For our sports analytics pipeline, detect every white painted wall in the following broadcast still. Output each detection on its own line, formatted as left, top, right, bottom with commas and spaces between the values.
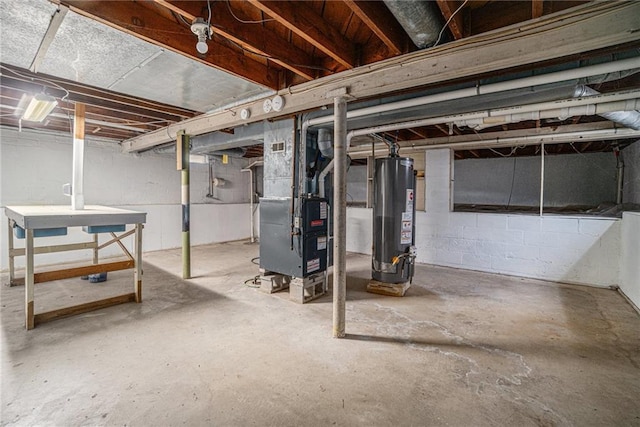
620, 212, 640, 310
0, 127, 255, 270
347, 148, 626, 288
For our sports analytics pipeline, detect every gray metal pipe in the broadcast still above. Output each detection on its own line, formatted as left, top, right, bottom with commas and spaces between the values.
383, 0, 442, 48
333, 96, 348, 339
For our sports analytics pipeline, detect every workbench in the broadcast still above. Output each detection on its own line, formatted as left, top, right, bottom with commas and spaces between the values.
5, 205, 146, 330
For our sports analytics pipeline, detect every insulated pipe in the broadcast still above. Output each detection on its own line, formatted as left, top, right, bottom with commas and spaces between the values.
333, 96, 348, 339
72, 103, 85, 210
574, 85, 640, 130
304, 57, 640, 129
318, 159, 334, 199
345, 90, 640, 140
347, 127, 640, 155
241, 160, 263, 243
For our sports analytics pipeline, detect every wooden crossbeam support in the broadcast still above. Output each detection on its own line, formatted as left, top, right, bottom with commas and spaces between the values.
34, 293, 136, 326
9, 241, 96, 257
153, 0, 316, 81
1, 63, 195, 122
248, 0, 356, 69
55, 0, 279, 89
436, 0, 466, 40
33, 260, 135, 284
342, 0, 411, 56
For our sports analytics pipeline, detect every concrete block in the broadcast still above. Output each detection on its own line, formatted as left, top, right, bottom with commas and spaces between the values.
477, 214, 508, 230
449, 238, 476, 254
449, 213, 477, 228
523, 231, 561, 248
463, 227, 523, 244
540, 217, 579, 233
435, 249, 463, 266
491, 256, 540, 276
578, 218, 618, 236
474, 240, 507, 257
461, 253, 492, 269
507, 215, 541, 232
416, 249, 437, 264
504, 244, 539, 260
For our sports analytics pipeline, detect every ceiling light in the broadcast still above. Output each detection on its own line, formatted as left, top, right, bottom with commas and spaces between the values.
191, 17, 210, 54
21, 94, 58, 122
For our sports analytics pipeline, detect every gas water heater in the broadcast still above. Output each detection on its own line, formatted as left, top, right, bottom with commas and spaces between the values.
369, 153, 417, 294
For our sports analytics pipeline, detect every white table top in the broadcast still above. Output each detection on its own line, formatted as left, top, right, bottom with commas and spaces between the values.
5, 205, 146, 229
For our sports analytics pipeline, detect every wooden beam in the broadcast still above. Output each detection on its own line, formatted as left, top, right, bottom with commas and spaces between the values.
342, 0, 411, 55
34, 293, 136, 326
436, 0, 466, 40
122, 2, 640, 152
532, 0, 544, 19
33, 260, 135, 284
1, 63, 195, 122
55, 0, 279, 89
153, 0, 316, 81
10, 241, 96, 257
247, 0, 356, 69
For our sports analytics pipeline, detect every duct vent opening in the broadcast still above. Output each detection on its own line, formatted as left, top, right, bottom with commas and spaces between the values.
271, 141, 285, 153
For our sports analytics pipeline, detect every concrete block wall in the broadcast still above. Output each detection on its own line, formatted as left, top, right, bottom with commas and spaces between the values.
0, 128, 255, 270
346, 147, 627, 288
622, 140, 640, 204
620, 212, 640, 309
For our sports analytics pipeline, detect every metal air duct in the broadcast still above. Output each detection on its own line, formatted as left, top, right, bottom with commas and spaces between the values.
574, 85, 640, 130
383, 0, 442, 48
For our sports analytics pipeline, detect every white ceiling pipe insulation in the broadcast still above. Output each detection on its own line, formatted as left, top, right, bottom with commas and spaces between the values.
574, 85, 640, 130
304, 57, 640, 130
345, 90, 640, 140
348, 127, 640, 157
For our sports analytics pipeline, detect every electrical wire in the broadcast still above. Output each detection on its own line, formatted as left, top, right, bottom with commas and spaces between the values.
251, 256, 260, 265
433, 0, 470, 47
0, 64, 70, 102
243, 275, 261, 288
226, 0, 275, 24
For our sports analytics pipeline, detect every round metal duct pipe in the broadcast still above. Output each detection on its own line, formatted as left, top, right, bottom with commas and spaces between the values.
383, 0, 442, 48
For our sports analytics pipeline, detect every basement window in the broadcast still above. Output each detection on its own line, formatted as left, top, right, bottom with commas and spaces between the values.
452, 141, 635, 217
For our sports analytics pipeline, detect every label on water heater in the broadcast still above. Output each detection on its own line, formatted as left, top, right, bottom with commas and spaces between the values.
402, 211, 412, 221
401, 231, 412, 245
406, 189, 414, 212
307, 258, 320, 273
402, 220, 412, 231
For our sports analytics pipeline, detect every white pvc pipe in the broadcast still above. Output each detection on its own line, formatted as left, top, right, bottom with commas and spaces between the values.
305, 57, 640, 128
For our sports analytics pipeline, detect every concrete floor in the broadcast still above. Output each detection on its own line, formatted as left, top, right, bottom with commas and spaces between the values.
1, 240, 639, 426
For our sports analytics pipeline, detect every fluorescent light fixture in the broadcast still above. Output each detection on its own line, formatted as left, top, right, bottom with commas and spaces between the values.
21, 94, 58, 122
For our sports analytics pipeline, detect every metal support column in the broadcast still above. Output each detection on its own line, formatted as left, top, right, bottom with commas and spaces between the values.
177, 130, 191, 279
333, 96, 348, 338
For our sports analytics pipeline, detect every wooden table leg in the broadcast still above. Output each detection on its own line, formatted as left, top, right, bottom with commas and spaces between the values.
25, 228, 35, 330
7, 217, 17, 286
134, 223, 143, 303
92, 233, 99, 265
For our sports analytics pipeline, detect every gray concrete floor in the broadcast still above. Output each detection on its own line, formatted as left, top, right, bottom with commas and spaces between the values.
1, 240, 639, 426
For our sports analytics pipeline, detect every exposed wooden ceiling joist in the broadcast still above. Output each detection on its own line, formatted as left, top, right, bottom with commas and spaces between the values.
532, 0, 544, 19
435, 0, 466, 40
122, 1, 640, 153
247, 0, 357, 69
151, 0, 317, 81
342, 0, 412, 56
54, 0, 280, 89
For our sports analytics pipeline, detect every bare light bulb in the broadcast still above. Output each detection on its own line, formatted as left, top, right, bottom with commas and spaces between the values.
196, 40, 208, 54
